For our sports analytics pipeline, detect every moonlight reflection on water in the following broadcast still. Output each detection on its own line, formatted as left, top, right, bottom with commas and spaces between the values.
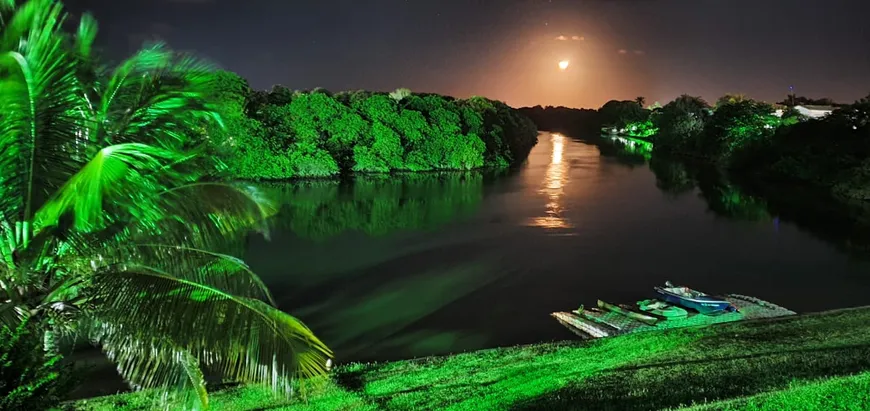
530, 133, 573, 230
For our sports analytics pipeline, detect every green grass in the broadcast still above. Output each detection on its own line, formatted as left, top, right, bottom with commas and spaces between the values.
680, 372, 870, 410
72, 307, 870, 410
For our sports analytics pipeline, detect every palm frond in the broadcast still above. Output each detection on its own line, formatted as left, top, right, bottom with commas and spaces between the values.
0, 0, 16, 30
0, 303, 28, 329
0, 0, 87, 233
97, 334, 209, 410
33, 143, 192, 232
88, 265, 331, 401
74, 12, 96, 59
150, 183, 278, 250
130, 244, 275, 305
95, 44, 220, 150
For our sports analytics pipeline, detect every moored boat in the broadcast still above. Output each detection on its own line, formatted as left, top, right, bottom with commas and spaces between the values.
654, 282, 736, 315
574, 306, 623, 331
598, 300, 659, 325
636, 299, 688, 319
551, 312, 611, 338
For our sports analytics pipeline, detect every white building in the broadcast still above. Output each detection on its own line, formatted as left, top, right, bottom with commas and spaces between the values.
794, 105, 835, 119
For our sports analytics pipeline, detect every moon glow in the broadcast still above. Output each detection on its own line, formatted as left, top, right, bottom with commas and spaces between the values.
558, 60, 570, 70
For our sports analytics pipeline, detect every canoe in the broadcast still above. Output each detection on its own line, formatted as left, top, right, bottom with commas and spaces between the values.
620, 303, 668, 321
636, 299, 688, 319
597, 300, 659, 325
574, 307, 623, 331
654, 282, 736, 315
551, 312, 610, 338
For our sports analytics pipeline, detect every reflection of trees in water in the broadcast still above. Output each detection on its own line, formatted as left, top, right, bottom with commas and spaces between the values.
246, 173, 501, 361
256, 172, 487, 240
597, 138, 771, 221
648, 157, 771, 221
648, 153, 870, 257
648, 156, 695, 197
592, 135, 651, 168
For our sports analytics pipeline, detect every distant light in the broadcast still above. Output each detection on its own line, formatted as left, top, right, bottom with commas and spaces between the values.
558, 60, 570, 70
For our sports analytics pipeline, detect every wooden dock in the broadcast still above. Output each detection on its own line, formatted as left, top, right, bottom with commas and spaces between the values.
552, 293, 796, 339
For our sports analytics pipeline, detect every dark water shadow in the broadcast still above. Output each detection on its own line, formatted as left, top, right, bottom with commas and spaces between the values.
588, 134, 870, 259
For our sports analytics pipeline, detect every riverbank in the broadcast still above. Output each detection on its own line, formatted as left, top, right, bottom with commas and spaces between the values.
73, 306, 870, 410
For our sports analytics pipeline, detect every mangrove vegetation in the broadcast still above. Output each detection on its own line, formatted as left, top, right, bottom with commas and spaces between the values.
208, 73, 539, 179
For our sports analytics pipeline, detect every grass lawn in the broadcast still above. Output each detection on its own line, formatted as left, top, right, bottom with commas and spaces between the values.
72, 306, 870, 410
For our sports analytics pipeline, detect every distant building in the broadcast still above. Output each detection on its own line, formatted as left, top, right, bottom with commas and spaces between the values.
794, 105, 835, 119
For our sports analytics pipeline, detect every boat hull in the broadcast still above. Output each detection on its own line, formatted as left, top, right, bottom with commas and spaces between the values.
655, 288, 733, 315
598, 300, 659, 325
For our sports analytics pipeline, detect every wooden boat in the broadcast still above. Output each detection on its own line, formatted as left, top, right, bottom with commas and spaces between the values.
551, 312, 611, 338
597, 300, 659, 325
636, 299, 688, 319
574, 306, 623, 331
654, 282, 736, 315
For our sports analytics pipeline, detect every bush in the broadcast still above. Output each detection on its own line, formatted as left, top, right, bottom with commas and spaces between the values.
0, 322, 73, 411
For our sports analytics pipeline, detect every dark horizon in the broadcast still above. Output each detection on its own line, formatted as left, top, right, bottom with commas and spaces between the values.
65, 0, 870, 109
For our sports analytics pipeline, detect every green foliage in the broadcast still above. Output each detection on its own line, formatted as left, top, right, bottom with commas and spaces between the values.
0, 1, 331, 409
0, 321, 73, 410
727, 94, 870, 200
599, 100, 649, 130
287, 141, 340, 177
211, 83, 537, 179
701, 98, 779, 159
653, 95, 711, 152
622, 119, 658, 138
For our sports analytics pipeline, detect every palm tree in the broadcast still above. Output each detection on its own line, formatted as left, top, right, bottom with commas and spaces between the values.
0, 0, 330, 408
634, 96, 646, 108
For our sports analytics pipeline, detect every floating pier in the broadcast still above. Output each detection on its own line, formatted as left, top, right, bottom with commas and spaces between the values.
552, 293, 796, 339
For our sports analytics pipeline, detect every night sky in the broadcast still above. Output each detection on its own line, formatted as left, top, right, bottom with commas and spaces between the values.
65, 0, 870, 109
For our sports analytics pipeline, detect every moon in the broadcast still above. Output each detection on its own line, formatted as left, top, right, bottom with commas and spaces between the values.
558, 60, 570, 70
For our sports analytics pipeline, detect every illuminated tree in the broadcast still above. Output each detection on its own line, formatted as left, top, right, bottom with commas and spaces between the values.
653, 95, 711, 152
599, 100, 648, 130
0, 1, 330, 408
703, 98, 779, 160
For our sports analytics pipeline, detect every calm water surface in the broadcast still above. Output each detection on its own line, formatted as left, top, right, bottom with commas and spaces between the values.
245, 132, 870, 362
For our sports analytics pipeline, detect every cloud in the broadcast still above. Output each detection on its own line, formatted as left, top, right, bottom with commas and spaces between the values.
633, 50, 645, 55
556, 35, 584, 41
572, 35, 584, 41
555, 35, 567, 41
617, 49, 627, 54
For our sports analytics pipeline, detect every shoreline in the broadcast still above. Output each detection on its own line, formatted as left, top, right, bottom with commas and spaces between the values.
72, 304, 870, 410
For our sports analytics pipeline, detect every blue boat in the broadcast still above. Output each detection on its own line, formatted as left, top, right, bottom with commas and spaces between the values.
654, 282, 736, 315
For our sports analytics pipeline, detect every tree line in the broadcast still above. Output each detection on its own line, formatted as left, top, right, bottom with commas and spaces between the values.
207, 72, 539, 179
521, 93, 870, 201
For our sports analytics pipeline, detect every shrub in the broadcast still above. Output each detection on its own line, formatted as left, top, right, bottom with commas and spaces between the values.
0, 322, 73, 411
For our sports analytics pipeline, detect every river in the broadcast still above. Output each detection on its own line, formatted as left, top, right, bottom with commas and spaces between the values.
245, 132, 870, 363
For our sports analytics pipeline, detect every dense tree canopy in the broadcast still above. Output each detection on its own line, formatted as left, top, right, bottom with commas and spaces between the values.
653, 95, 711, 153
209, 80, 538, 179
598, 100, 649, 131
